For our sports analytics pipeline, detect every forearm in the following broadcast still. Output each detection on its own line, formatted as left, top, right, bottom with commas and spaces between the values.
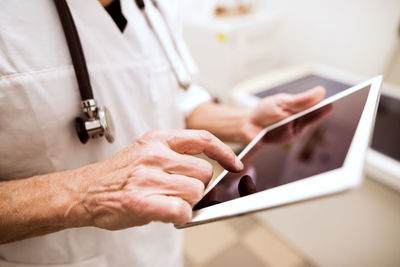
0, 169, 90, 244
0, 128, 244, 244
185, 102, 254, 144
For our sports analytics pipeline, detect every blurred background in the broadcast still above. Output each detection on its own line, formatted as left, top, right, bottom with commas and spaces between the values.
180, 1, 400, 267
181, 0, 400, 98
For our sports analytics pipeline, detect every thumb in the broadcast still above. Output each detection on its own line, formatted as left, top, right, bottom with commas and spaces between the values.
283, 86, 326, 113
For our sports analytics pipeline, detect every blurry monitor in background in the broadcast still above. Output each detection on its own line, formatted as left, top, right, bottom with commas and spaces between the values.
371, 95, 400, 162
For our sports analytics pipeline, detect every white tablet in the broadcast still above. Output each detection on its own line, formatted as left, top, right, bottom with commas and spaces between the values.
179, 76, 382, 228
366, 87, 400, 192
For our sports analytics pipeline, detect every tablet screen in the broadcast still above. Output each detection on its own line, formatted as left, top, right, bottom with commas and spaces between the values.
371, 95, 400, 161
194, 86, 371, 210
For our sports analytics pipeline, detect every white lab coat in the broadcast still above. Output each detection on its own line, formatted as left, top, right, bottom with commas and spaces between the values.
0, 0, 210, 266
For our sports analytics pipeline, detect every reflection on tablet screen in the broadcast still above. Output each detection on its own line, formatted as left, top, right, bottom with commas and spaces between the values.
194, 86, 371, 210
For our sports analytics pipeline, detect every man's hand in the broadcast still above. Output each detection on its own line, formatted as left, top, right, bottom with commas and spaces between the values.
65, 129, 243, 229
241, 86, 326, 142
186, 86, 326, 144
0, 129, 243, 244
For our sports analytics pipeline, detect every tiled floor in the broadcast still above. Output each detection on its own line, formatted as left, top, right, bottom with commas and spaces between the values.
184, 155, 315, 267
183, 215, 315, 267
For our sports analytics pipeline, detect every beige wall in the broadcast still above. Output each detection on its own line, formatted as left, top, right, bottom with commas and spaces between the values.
386, 40, 400, 86
183, 0, 400, 84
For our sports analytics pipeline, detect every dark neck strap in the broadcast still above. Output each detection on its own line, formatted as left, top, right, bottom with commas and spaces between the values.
54, 0, 94, 101
105, 0, 127, 32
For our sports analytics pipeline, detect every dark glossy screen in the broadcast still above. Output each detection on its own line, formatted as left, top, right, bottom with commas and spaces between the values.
371, 95, 400, 161
195, 86, 371, 210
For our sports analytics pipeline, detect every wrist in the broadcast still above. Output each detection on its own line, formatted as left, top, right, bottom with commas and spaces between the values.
222, 107, 254, 144
240, 122, 260, 144
56, 166, 94, 228
240, 111, 263, 144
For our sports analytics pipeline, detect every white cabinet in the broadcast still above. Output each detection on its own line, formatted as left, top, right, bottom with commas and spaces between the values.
183, 12, 282, 102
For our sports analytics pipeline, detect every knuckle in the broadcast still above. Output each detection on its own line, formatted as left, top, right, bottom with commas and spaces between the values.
141, 146, 168, 165
198, 130, 213, 142
122, 192, 145, 212
166, 134, 180, 147
145, 149, 162, 162
133, 167, 163, 187
143, 129, 167, 140
220, 148, 234, 162
131, 166, 148, 182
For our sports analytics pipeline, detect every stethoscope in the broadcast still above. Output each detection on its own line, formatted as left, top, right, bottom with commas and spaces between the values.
53, 0, 191, 144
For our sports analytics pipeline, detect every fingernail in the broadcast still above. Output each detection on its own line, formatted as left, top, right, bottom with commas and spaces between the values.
235, 157, 244, 170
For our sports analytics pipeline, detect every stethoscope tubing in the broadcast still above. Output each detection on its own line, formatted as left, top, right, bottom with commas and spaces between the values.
53, 0, 191, 144
53, 0, 94, 101
139, 0, 192, 90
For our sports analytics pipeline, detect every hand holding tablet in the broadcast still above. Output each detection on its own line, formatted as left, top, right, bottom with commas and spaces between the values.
242, 86, 326, 143
179, 76, 382, 228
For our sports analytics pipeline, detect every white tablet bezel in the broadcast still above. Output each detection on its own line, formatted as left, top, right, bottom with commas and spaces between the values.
180, 75, 382, 228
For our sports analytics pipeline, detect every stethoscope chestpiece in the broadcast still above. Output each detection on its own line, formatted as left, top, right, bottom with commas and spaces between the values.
75, 99, 115, 144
